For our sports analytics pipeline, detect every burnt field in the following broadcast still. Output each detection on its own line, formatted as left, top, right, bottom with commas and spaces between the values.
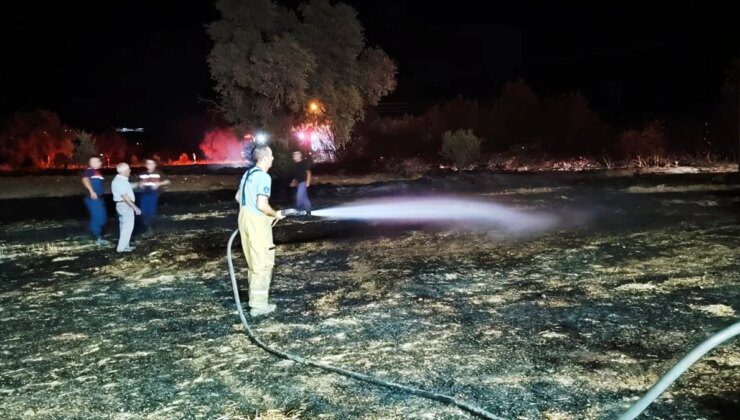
0, 172, 738, 419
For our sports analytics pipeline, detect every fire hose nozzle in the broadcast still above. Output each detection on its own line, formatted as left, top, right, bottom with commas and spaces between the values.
281, 208, 310, 217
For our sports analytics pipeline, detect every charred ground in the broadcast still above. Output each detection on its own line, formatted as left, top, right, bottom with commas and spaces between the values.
0, 172, 738, 419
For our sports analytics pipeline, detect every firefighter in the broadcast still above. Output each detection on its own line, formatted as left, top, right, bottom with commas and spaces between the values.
235, 145, 285, 317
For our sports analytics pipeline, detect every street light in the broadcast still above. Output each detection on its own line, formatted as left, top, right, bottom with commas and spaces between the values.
308, 100, 321, 114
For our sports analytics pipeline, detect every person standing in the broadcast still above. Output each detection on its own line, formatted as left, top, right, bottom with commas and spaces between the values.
289, 150, 312, 211
235, 145, 285, 317
137, 159, 170, 235
111, 163, 141, 253
81, 156, 109, 245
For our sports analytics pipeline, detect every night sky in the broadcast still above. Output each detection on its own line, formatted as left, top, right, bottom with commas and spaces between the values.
1, 0, 737, 151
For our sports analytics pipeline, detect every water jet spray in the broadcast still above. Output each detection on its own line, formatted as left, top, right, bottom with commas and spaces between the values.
303, 196, 558, 234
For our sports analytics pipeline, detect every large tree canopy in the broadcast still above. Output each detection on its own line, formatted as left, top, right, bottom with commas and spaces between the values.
0, 110, 75, 169
207, 0, 396, 146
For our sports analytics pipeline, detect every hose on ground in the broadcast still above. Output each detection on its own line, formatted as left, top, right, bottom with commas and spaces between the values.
226, 229, 503, 419
227, 228, 739, 419
619, 320, 740, 419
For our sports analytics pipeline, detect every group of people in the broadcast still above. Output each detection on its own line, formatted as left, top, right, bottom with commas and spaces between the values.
80, 149, 312, 278
81, 156, 169, 252
81, 145, 309, 317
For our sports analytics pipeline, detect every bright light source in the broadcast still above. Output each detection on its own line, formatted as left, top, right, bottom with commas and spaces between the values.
309, 132, 319, 142
308, 100, 321, 114
295, 131, 307, 140
255, 132, 268, 144
116, 127, 145, 133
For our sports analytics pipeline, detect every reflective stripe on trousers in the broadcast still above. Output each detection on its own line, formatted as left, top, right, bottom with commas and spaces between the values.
238, 208, 275, 309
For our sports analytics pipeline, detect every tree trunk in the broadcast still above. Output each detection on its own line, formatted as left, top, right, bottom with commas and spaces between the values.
736, 60, 740, 172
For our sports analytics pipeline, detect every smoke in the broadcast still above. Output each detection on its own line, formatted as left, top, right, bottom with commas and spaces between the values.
311, 196, 558, 235
199, 128, 243, 161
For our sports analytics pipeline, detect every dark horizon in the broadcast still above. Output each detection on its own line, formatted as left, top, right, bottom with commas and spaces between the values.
1, 0, 738, 151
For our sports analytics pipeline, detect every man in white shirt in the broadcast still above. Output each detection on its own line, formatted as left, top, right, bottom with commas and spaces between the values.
111, 162, 141, 252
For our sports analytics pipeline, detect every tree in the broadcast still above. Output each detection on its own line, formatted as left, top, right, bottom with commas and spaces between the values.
355, 114, 426, 159
95, 131, 129, 165
0, 110, 74, 169
541, 92, 604, 154
736, 59, 740, 168
72, 130, 99, 165
422, 96, 480, 154
486, 79, 541, 151
207, 0, 396, 147
440, 129, 481, 169
617, 120, 667, 166
718, 59, 740, 166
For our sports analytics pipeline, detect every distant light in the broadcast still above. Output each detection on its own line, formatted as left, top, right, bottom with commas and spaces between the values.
116, 127, 145, 133
255, 132, 268, 144
295, 131, 307, 140
308, 100, 321, 114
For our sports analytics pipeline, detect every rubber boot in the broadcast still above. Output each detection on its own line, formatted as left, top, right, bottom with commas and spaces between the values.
250, 304, 277, 317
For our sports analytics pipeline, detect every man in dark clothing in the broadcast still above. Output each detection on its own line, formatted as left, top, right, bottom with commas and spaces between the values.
137, 158, 170, 234
81, 156, 109, 245
290, 151, 312, 211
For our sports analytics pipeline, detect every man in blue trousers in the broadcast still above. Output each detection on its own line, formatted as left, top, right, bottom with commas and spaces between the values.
290, 151, 312, 211
137, 158, 170, 235
81, 156, 109, 246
